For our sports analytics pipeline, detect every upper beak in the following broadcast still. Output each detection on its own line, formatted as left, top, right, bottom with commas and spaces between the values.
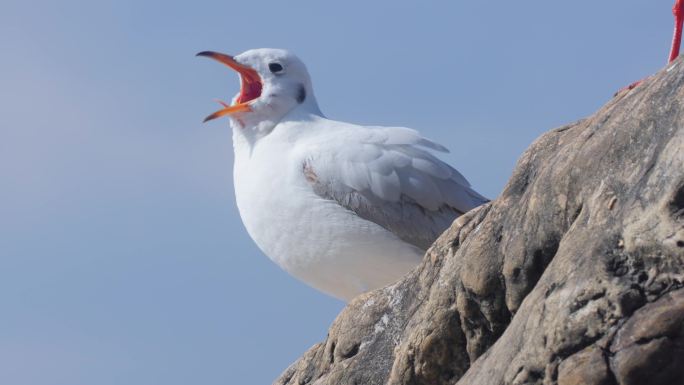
196, 51, 262, 122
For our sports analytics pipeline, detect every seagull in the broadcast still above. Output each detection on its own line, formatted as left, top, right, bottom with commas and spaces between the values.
197, 49, 488, 301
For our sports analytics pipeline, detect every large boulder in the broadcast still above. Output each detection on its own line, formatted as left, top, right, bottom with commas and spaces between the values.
275, 59, 684, 385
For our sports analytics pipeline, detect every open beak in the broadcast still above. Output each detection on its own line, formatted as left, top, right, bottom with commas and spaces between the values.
197, 51, 263, 122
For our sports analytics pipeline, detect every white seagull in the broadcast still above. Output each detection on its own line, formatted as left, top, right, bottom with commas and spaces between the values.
198, 48, 487, 301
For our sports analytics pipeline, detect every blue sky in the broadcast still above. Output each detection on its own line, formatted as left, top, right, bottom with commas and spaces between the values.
0, 1, 676, 384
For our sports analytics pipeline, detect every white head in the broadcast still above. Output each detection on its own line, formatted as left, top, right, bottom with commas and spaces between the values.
197, 48, 322, 139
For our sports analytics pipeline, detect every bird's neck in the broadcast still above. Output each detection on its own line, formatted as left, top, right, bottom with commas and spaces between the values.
296, 92, 323, 117
231, 97, 323, 150
282, 99, 323, 124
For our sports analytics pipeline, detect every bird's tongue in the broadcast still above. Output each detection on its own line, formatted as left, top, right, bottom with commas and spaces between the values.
237, 74, 262, 104
197, 50, 263, 122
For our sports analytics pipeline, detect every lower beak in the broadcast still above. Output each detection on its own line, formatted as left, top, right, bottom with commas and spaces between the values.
201, 102, 251, 122
197, 51, 262, 122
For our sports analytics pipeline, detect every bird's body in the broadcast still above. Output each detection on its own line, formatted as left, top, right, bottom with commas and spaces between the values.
199, 48, 487, 301
233, 115, 425, 299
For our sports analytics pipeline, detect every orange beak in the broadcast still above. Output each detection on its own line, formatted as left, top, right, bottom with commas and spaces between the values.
197, 51, 263, 122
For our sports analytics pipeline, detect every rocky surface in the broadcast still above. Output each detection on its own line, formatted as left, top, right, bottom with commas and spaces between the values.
274, 59, 684, 385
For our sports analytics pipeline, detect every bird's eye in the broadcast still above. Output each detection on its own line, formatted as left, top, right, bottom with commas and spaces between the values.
268, 62, 284, 73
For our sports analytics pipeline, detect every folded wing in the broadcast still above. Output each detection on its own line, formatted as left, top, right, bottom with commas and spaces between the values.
303, 125, 488, 250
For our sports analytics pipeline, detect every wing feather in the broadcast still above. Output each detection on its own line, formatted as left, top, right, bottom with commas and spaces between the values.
303, 124, 488, 250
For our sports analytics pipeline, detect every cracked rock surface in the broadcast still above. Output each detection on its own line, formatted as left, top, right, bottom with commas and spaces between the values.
274, 59, 684, 385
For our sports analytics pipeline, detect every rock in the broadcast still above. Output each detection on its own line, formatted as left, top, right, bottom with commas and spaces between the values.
274, 59, 684, 385
557, 346, 611, 385
609, 290, 684, 385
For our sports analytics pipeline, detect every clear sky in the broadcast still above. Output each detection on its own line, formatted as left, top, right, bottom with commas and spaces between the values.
0, 1, 677, 384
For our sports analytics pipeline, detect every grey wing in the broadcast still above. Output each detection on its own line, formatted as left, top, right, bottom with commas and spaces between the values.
304, 126, 488, 250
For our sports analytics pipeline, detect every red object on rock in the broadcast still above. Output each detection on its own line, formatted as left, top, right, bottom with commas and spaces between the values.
616, 1, 684, 96
669, 0, 684, 63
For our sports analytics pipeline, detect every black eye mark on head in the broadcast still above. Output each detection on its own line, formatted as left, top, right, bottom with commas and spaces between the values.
296, 84, 306, 104
268, 62, 283, 73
